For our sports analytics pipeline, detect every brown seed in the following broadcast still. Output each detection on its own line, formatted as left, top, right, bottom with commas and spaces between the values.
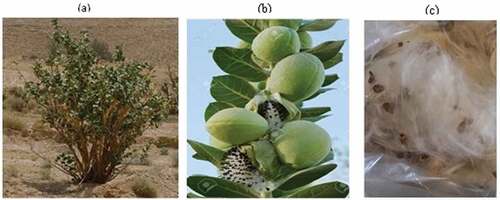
368, 71, 375, 84
398, 42, 404, 47
372, 84, 385, 93
382, 102, 395, 114
457, 118, 473, 133
419, 153, 429, 161
399, 133, 407, 145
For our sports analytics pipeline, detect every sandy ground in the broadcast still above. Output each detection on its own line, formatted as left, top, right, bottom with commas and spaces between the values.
3, 18, 178, 197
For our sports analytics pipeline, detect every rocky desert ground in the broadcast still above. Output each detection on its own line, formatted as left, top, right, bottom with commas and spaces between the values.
3, 18, 178, 197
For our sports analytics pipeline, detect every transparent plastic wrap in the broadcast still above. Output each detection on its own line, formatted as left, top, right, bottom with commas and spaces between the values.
365, 21, 496, 197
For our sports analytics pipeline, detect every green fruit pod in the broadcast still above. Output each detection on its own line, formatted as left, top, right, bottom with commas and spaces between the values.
298, 31, 313, 49
273, 120, 331, 169
267, 53, 325, 102
209, 136, 232, 149
236, 40, 251, 49
251, 26, 300, 64
268, 19, 303, 30
206, 108, 269, 145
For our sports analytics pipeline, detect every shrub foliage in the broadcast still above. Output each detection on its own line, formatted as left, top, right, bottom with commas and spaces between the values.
25, 19, 168, 183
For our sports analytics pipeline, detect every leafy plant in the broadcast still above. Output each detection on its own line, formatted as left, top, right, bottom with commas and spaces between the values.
49, 37, 112, 62
188, 19, 348, 198
131, 177, 158, 198
90, 38, 113, 61
25, 19, 168, 184
3, 113, 26, 132
4, 86, 35, 112
122, 142, 153, 166
162, 66, 178, 114
155, 136, 178, 149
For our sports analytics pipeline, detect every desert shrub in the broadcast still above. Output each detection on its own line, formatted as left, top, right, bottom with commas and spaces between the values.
131, 177, 158, 198
154, 136, 178, 149
6, 97, 27, 112
31, 120, 59, 141
8, 86, 25, 98
49, 36, 112, 62
6, 97, 35, 112
90, 39, 113, 61
122, 142, 152, 166
3, 115, 26, 132
4, 87, 35, 112
161, 67, 178, 114
25, 20, 168, 184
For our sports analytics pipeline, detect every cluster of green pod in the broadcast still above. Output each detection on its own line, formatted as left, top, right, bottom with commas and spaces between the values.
206, 19, 338, 170
188, 19, 347, 197
207, 105, 331, 170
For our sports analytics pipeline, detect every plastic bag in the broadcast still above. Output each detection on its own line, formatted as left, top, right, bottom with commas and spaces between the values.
365, 21, 496, 197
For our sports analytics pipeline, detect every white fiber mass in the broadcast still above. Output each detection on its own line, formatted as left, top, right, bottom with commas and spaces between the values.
365, 21, 496, 197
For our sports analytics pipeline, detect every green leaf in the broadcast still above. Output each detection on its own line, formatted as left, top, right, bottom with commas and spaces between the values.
271, 189, 289, 198
210, 75, 257, 107
324, 52, 343, 70
306, 41, 345, 63
322, 74, 339, 87
286, 181, 349, 198
251, 140, 281, 180
273, 164, 297, 182
304, 88, 334, 101
225, 20, 268, 43
302, 114, 330, 122
192, 153, 207, 161
295, 101, 303, 108
299, 19, 337, 32
212, 47, 268, 82
187, 175, 260, 198
187, 192, 204, 198
187, 140, 225, 167
300, 107, 331, 118
276, 163, 337, 191
204, 101, 234, 122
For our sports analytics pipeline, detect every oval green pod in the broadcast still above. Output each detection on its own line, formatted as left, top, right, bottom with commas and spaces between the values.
237, 40, 251, 49
298, 31, 313, 49
209, 136, 232, 149
268, 19, 302, 30
206, 108, 269, 145
251, 26, 300, 64
267, 53, 325, 102
273, 120, 331, 169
